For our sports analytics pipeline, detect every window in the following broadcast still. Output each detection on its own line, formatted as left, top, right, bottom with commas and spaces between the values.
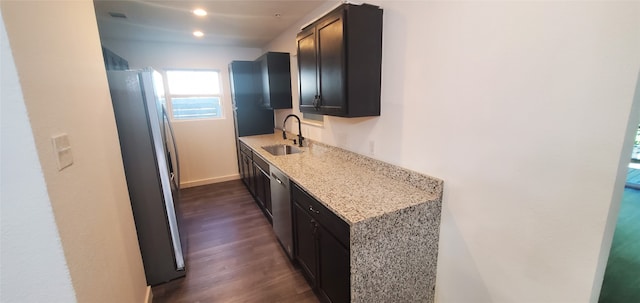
165, 70, 222, 120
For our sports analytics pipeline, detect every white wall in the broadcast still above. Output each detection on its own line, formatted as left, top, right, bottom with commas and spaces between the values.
265, 1, 640, 302
0, 10, 77, 303
1, 1, 148, 302
101, 39, 262, 188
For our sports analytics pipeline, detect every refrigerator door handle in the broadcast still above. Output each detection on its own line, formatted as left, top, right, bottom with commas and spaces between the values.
163, 106, 180, 189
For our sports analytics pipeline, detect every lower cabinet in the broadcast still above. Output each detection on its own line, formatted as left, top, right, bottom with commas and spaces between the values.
294, 203, 318, 283
318, 230, 350, 302
238, 141, 350, 302
253, 153, 272, 221
238, 141, 272, 222
239, 142, 254, 191
292, 183, 350, 303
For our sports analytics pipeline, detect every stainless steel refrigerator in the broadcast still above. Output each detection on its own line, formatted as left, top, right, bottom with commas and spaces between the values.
106, 69, 186, 285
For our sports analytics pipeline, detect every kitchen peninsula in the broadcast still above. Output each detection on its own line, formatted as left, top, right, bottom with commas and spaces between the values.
239, 133, 443, 302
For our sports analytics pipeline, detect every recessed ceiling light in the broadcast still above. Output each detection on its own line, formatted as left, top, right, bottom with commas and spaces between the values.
193, 8, 207, 16
193, 31, 204, 38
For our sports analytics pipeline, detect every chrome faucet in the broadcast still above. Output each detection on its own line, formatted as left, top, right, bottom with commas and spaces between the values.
283, 114, 304, 147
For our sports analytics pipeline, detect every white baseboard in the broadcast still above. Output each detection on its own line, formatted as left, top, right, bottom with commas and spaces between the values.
180, 174, 240, 188
144, 286, 153, 303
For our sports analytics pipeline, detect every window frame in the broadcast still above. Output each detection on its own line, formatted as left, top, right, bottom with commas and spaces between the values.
161, 68, 225, 121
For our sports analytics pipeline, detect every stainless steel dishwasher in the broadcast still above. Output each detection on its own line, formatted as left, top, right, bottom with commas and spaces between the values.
270, 165, 293, 259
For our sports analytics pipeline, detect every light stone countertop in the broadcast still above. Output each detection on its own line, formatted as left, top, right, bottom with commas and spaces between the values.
239, 133, 443, 225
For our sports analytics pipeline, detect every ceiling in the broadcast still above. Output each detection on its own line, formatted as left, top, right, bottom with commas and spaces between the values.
93, 0, 329, 48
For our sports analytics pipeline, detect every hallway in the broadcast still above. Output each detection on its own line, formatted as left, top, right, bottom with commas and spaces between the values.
152, 180, 319, 303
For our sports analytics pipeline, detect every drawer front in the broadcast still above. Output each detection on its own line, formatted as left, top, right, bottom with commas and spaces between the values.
253, 153, 269, 174
239, 141, 253, 159
292, 183, 349, 248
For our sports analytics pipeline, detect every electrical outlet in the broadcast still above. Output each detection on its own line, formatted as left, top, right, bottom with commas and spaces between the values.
369, 140, 375, 155
52, 134, 73, 170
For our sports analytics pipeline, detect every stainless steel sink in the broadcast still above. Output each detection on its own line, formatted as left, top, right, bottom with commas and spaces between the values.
262, 144, 303, 156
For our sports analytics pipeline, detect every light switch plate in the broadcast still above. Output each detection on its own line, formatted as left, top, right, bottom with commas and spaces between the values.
52, 134, 73, 170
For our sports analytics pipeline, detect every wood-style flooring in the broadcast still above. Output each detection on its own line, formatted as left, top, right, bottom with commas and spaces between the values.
152, 180, 319, 303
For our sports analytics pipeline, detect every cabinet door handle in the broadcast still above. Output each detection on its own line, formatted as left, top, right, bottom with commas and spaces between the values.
310, 219, 318, 236
312, 95, 321, 110
309, 205, 320, 214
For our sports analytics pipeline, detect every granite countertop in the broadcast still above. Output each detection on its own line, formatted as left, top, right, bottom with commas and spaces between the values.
239, 133, 443, 225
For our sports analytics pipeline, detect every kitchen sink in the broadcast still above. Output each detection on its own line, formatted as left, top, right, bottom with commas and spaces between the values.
262, 144, 303, 156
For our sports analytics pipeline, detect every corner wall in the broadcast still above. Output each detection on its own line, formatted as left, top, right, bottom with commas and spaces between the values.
1, 1, 148, 302
265, 1, 640, 302
101, 39, 262, 187
0, 9, 76, 303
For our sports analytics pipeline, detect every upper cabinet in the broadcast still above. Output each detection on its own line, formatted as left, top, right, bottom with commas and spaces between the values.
102, 47, 129, 71
297, 3, 383, 117
255, 52, 293, 109
229, 52, 293, 137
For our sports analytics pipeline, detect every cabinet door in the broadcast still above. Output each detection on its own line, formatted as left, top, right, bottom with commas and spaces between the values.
317, 13, 345, 115
253, 162, 266, 208
293, 203, 318, 285
255, 52, 293, 109
240, 152, 251, 189
318, 227, 350, 303
253, 163, 272, 220
297, 28, 318, 112
243, 154, 255, 196
263, 173, 272, 216
238, 149, 246, 183
102, 47, 129, 71
247, 155, 254, 194
258, 57, 271, 108
229, 61, 275, 137
296, 3, 382, 118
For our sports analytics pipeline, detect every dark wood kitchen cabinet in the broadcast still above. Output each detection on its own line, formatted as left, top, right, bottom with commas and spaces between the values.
238, 141, 272, 223
255, 52, 292, 109
294, 202, 318, 284
238, 141, 254, 192
230, 61, 275, 137
102, 47, 129, 71
253, 153, 272, 221
292, 183, 350, 303
297, 3, 383, 117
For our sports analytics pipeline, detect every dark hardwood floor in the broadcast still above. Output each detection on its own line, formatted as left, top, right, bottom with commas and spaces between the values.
152, 180, 319, 303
